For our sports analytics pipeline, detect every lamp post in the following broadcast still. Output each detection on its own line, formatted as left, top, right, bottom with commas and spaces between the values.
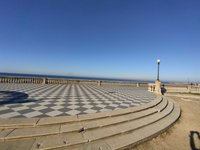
155, 59, 161, 94
157, 59, 160, 81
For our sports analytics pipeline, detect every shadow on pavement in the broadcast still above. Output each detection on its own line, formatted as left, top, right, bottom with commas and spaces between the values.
189, 130, 200, 150
0, 91, 36, 105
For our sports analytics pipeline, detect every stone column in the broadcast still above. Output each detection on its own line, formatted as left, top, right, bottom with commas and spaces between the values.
187, 85, 191, 93
155, 80, 161, 94
97, 81, 102, 86
42, 78, 46, 84
137, 82, 140, 87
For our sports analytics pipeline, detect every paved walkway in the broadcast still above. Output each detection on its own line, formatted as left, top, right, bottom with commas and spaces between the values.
0, 84, 155, 118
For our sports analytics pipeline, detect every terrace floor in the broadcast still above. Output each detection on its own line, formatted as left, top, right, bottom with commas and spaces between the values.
0, 84, 155, 118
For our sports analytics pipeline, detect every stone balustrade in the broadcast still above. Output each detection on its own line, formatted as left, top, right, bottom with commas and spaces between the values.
148, 83, 156, 92
0, 76, 148, 87
46, 78, 68, 84
3, 76, 199, 94
189, 86, 200, 93
2, 76, 199, 94
148, 82, 200, 94
0, 77, 43, 84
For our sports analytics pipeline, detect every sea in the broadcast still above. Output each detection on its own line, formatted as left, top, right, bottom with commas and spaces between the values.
0, 72, 156, 83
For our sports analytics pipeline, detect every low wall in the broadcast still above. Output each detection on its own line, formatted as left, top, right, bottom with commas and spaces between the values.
1, 76, 199, 93
99, 81, 148, 87
0, 76, 148, 87
0, 76, 43, 84
165, 85, 200, 94
148, 83, 200, 94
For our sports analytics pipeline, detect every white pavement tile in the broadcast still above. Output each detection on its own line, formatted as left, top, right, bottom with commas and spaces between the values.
81, 101, 90, 104
94, 101, 103, 104
66, 110, 80, 115
83, 109, 97, 114
82, 104, 93, 109
120, 103, 129, 107
96, 104, 106, 108
0, 112, 21, 118
99, 108, 112, 112
22, 102, 36, 106
68, 101, 79, 105
108, 104, 118, 107
46, 110, 63, 117
51, 105, 64, 110
68, 105, 80, 109
54, 101, 65, 105
12, 106, 29, 111
23, 111, 43, 118
39, 101, 51, 105
0, 106, 9, 111
32, 106, 48, 111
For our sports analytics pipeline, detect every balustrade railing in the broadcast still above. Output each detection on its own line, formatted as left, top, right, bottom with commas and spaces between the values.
0, 77, 43, 84
0, 76, 149, 87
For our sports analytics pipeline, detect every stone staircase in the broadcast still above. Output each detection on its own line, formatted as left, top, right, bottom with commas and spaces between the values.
0, 95, 181, 150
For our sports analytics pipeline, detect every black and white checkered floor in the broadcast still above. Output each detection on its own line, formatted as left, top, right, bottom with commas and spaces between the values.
0, 84, 156, 118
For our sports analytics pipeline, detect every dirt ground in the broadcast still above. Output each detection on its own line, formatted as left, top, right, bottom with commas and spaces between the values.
132, 93, 200, 150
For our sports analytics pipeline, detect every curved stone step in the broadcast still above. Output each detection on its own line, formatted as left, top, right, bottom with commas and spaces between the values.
38, 99, 180, 150
105, 100, 181, 150
80, 97, 168, 130
1, 98, 171, 149
0, 97, 181, 150
81, 100, 173, 142
27, 99, 175, 150
0, 97, 166, 141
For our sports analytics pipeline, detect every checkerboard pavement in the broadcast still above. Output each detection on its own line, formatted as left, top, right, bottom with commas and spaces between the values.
0, 83, 156, 118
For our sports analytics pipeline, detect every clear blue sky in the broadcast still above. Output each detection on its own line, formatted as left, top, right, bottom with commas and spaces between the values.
0, 0, 200, 82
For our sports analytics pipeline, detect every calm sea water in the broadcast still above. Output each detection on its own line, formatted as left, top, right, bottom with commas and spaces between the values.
0, 72, 155, 83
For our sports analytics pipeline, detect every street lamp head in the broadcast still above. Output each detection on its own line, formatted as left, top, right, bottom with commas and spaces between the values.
157, 59, 160, 64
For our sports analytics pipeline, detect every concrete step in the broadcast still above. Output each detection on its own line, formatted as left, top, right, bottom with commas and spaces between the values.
82, 100, 173, 142
0, 97, 166, 141
80, 97, 167, 130
0, 97, 181, 150
105, 100, 181, 150
51, 99, 180, 150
